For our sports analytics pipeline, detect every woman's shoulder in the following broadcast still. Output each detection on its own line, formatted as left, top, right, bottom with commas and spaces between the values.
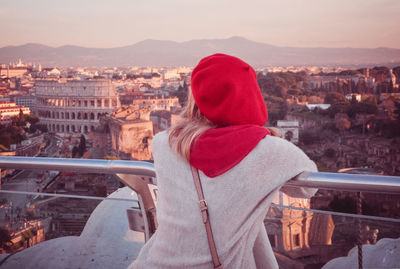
257, 135, 304, 155
251, 135, 316, 170
151, 131, 171, 159
152, 131, 169, 147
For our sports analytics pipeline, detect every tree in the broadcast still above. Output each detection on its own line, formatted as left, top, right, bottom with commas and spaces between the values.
299, 131, 321, 145
348, 102, 378, 118
0, 133, 12, 148
0, 226, 11, 250
78, 134, 86, 156
19, 109, 24, 123
308, 95, 324, 104
257, 71, 308, 99
36, 124, 48, 133
72, 146, 79, 158
392, 66, 400, 82
392, 100, 400, 137
394, 100, 400, 122
287, 88, 302, 96
324, 92, 347, 105
327, 102, 351, 118
335, 113, 351, 133
25, 114, 39, 125
363, 96, 378, 106
174, 81, 188, 106
324, 148, 336, 158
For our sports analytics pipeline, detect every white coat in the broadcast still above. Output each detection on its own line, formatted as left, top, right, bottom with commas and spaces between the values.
130, 131, 317, 268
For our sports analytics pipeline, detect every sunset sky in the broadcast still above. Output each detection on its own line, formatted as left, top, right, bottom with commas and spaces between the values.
0, 0, 399, 49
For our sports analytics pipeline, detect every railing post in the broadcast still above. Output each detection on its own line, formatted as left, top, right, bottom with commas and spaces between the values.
357, 191, 363, 269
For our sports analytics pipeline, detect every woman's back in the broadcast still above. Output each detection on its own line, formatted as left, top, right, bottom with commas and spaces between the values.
130, 131, 317, 268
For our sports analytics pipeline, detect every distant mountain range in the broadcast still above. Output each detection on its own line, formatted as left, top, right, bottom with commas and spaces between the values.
1, 36, 400, 68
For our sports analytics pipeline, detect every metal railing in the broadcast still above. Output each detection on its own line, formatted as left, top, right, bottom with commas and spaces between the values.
1, 156, 399, 269
1, 156, 400, 194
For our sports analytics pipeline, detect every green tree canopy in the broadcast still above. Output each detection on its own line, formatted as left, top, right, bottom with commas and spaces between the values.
324, 92, 347, 105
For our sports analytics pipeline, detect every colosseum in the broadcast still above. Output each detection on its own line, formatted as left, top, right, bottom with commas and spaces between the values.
35, 79, 120, 135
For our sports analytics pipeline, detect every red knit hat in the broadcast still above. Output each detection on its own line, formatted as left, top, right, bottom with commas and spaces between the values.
191, 53, 267, 126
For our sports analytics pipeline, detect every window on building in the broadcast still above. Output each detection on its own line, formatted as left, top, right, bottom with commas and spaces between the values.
293, 234, 300, 247
268, 234, 276, 248
84, 100, 88, 107
91, 100, 95, 107
90, 113, 94, 120
97, 99, 102, 107
104, 99, 109, 107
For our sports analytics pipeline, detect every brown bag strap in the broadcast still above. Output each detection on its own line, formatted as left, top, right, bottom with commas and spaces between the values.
191, 166, 223, 269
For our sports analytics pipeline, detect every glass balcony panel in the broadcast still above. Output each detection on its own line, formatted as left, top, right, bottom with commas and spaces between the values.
0, 170, 139, 255
266, 189, 400, 268
1, 157, 399, 268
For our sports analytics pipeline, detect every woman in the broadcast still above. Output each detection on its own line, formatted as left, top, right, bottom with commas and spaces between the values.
130, 54, 317, 268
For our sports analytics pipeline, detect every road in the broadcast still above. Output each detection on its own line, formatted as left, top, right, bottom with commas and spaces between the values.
0, 169, 41, 230
0, 134, 61, 229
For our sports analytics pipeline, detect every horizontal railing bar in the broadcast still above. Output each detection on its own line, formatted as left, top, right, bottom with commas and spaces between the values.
0, 156, 156, 177
0, 189, 139, 203
287, 171, 400, 194
269, 203, 400, 223
1, 157, 400, 194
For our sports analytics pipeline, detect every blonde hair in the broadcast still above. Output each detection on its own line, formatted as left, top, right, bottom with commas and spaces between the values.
168, 90, 215, 161
168, 90, 278, 162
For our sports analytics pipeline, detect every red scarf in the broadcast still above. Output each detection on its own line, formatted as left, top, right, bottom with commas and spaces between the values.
190, 125, 270, 178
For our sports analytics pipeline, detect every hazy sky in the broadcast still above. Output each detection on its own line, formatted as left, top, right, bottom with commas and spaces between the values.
1, 0, 399, 49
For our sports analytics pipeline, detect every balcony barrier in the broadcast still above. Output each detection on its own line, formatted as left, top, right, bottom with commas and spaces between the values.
1, 156, 400, 268
1, 156, 400, 194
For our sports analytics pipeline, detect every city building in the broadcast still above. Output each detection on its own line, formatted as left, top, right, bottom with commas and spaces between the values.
92, 106, 153, 160
0, 101, 30, 125
277, 120, 299, 143
35, 79, 120, 135
150, 110, 180, 133
13, 95, 36, 110
132, 96, 180, 111
0, 65, 28, 78
306, 104, 331, 110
